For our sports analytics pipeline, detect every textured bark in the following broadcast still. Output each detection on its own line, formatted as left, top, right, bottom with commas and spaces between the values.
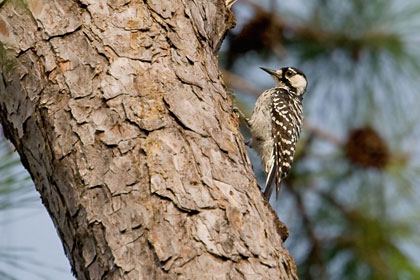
0, 0, 297, 279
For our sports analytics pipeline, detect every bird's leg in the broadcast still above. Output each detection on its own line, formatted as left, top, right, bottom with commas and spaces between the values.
233, 106, 252, 146
233, 106, 252, 147
233, 106, 251, 128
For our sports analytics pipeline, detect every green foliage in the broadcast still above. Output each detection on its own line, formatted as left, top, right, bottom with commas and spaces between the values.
223, 0, 420, 278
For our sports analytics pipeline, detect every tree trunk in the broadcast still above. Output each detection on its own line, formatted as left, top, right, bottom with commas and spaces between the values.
0, 0, 297, 279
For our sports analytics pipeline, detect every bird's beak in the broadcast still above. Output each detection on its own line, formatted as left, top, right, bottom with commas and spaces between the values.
260, 67, 279, 78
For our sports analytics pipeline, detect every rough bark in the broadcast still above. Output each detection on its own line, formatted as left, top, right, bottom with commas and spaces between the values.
0, 0, 297, 279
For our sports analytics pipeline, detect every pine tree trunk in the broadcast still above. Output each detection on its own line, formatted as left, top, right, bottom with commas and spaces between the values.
0, 0, 297, 279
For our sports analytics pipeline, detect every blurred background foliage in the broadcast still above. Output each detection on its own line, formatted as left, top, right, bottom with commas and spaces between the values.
222, 0, 420, 279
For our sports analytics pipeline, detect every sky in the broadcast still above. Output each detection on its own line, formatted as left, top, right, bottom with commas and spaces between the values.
0, 194, 74, 280
0, 143, 74, 280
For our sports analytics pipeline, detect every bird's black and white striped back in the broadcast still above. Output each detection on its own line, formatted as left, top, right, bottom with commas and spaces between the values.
263, 87, 303, 200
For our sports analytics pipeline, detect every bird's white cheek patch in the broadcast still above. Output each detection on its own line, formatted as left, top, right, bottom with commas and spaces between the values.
290, 76, 307, 93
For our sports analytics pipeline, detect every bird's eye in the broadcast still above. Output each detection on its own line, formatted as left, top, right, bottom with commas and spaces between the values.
286, 70, 294, 76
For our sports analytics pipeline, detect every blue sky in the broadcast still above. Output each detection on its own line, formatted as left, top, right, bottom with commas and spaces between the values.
0, 191, 74, 280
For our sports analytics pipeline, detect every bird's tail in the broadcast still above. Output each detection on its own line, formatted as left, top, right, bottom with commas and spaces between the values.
264, 159, 277, 201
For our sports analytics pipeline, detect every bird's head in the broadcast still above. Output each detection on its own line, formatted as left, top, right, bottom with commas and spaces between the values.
260, 66, 308, 96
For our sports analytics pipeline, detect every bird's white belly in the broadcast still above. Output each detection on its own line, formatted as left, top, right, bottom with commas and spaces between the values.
248, 91, 274, 173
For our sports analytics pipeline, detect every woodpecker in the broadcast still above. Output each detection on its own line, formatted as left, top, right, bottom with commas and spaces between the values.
248, 67, 308, 201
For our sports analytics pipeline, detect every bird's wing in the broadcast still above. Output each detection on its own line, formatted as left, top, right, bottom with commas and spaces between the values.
273, 120, 284, 199
264, 88, 290, 200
